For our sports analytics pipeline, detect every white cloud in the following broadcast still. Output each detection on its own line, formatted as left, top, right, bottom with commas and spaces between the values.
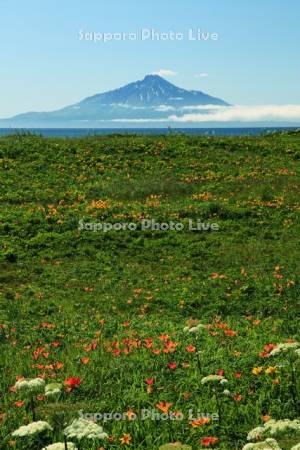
152, 69, 177, 77
155, 105, 175, 112
194, 73, 209, 78
182, 104, 224, 111
168, 105, 300, 122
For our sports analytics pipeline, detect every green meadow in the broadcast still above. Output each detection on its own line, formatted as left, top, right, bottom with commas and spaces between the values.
1, 131, 300, 449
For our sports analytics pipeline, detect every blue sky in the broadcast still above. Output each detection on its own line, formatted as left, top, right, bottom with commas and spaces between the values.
1, 0, 300, 118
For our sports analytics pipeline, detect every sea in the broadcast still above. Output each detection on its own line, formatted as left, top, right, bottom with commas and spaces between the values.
0, 127, 298, 138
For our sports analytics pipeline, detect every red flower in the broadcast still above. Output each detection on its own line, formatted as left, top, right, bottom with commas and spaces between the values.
81, 357, 90, 365
64, 377, 81, 389
167, 362, 177, 370
186, 345, 196, 353
15, 401, 24, 407
217, 369, 225, 376
201, 436, 219, 447
146, 378, 155, 385
224, 329, 237, 337
234, 372, 242, 378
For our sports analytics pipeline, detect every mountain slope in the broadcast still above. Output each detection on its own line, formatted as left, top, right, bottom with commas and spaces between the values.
0, 75, 230, 127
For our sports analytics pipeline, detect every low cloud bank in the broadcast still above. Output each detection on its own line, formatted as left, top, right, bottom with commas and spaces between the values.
169, 104, 300, 122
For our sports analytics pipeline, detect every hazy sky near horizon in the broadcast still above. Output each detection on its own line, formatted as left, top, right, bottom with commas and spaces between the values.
1, 0, 300, 118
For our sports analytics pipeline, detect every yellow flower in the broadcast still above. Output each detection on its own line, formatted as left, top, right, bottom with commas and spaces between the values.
265, 366, 277, 375
252, 366, 264, 375
120, 433, 132, 445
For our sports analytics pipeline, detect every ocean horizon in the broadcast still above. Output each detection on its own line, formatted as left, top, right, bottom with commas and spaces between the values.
0, 126, 299, 138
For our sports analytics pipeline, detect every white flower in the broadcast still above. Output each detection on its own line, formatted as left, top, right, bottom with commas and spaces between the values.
242, 438, 281, 449
263, 418, 300, 435
42, 444, 78, 450
247, 426, 265, 440
201, 375, 227, 385
64, 418, 108, 440
12, 421, 52, 437
15, 378, 45, 394
291, 444, 300, 450
223, 389, 231, 396
270, 342, 299, 356
184, 323, 206, 334
45, 383, 62, 398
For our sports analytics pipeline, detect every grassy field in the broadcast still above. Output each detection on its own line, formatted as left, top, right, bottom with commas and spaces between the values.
1, 131, 300, 449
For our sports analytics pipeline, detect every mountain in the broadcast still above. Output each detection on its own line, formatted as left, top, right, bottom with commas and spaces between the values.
0, 75, 230, 127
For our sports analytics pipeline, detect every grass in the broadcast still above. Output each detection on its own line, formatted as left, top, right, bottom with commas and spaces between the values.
1, 131, 300, 449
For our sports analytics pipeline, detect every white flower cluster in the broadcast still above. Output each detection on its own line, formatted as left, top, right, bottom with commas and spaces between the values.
42, 443, 78, 450
247, 426, 265, 440
183, 323, 206, 333
14, 378, 45, 394
201, 375, 228, 385
264, 418, 300, 435
242, 438, 281, 450
12, 421, 52, 437
45, 383, 62, 399
291, 444, 300, 450
64, 418, 108, 440
270, 342, 299, 356
246, 418, 300, 447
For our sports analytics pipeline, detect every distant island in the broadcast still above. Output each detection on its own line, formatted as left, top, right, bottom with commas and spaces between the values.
0, 75, 230, 128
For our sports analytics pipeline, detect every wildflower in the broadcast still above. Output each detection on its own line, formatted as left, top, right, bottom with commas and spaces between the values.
291, 444, 300, 450
262, 415, 271, 423
12, 421, 52, 437
159, 334, 170, 341
45, 383, 62, 399
167, 362, 177, 370
81, 357, 90, 365
264, 418, 300, 435
125, 410, 136, 420
156, 401, 172, 414
14, 378, 45, 394
146, 378, 154, 385
242, 438, 281, 449
247, 426, 265, 440
200, 436, 219, 446
265, 367, 277, 375
64, 418, 108, 440
191, 417, 210, 427
186, 345, 196, 353
270, 342, 299, 356
120, 433, 132, 445
183, 323, 206, 334
55, 362, 64, 370
224, 329, 237, 337
14, 401, 24, 407
252, 367, 263, 375
201, 375, 227, 385
42, 444, 78, 450
64, 377, 81, 389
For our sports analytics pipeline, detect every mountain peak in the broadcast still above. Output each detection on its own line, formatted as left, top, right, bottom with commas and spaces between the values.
143, 74, 164, 81
1, 75, 230, 126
